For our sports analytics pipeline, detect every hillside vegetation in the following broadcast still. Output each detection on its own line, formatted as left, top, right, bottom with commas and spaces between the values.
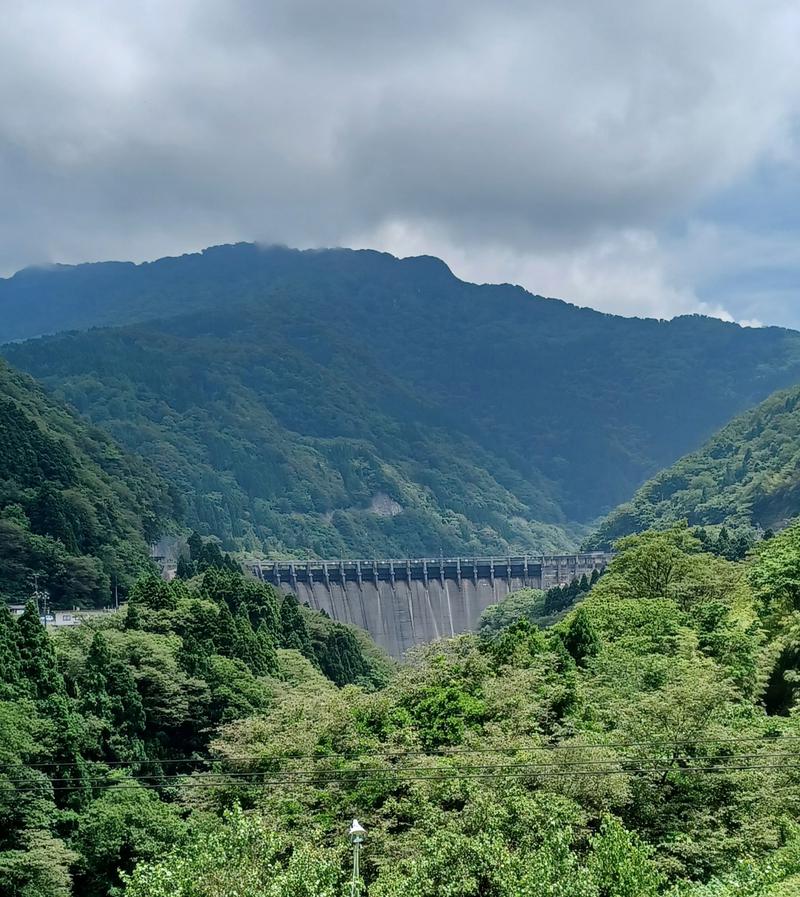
4, 305, 573, 558
6, 244, 800, 557
0, 565, 390, 897
5, 526, 800, 896
0, 358, 179, 605
587, 383, 800, 549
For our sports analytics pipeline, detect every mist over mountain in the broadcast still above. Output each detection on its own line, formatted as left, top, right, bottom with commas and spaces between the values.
5, 243, 800, 559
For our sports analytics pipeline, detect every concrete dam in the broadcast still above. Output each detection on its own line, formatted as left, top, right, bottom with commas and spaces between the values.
251, 553, 613, 658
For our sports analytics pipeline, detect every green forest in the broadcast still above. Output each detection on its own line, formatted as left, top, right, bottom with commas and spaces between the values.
4, 310, 574, 559
0, 564, 390, 897
3, 243, 800, 896
0, 358, 179, 605
3, 524, 800, 896
588, 384, 800, 550
6, 244, 800, 558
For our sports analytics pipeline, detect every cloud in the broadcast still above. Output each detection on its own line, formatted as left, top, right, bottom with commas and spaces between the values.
354, 220, 722, 321
1, 1, 799, 323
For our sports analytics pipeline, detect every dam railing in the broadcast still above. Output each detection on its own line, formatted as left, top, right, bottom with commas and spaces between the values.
251, 552, 614, 590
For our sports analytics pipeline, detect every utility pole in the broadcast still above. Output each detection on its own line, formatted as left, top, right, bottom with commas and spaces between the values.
31, 573, 49, 624
348, 819, 366, 897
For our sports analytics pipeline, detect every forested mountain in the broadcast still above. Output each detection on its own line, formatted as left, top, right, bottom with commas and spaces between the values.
6, 525, 800, 896
5, 243, 800, 558
4, 306, 572, 558
587, 383, 800, 549
0, 358, 179, 604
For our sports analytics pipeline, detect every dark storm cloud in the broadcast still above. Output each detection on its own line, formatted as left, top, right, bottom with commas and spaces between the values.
1, 1, 799, 320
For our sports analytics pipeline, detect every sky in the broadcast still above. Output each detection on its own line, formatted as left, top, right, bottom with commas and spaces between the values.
2, 1, 800, 327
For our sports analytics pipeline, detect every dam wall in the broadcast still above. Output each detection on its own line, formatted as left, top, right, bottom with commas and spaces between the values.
251, 554, 613, 658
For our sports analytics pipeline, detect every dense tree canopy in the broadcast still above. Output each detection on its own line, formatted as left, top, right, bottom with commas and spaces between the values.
42, 527, 800, 897
0, 358, 179, 606
6, 245, 800, 897
0, 564, 389, 897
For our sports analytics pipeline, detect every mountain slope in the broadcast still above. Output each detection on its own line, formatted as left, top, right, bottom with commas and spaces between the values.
3, 307, 575, 557
0, 357, 179, 604
586, 384, 800, 548
5, 243, 800, 557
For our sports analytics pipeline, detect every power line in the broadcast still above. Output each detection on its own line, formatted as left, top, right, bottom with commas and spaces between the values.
8, 758, 800, 795
13, 749, 800, 788
6, 733, 800, 771
35, 763, 800, 794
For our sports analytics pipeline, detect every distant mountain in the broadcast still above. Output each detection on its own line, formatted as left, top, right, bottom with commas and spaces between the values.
5, 243, 800, 558
0, 358, 180, 605
586, 384, 800, 548
0, 244, 459, 342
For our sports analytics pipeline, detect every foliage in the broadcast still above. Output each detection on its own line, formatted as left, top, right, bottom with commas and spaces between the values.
478, 588, 545, 637
7, 244, 800, 557
0, 829, 78, 897
140, 525, 798, 896
72, 783, 186, 897
0, 358, 179, 606
124, 807, 346, 897
5, 513, 800, 895
562, 606, 600, 666
749, 521, 800, 618
0, 564, 387, 897
175, 531, 239, 579
588, 384, 800, 549
479, 573, 603, 643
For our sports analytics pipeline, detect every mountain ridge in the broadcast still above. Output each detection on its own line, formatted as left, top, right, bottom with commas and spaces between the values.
3, 241, 782, 341
6, 242, 800, 558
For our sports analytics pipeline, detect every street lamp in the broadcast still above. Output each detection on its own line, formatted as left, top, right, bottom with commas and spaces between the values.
348, 819, 366, 897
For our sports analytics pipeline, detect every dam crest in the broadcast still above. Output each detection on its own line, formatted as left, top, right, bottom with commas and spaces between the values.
252, 553, 613, 658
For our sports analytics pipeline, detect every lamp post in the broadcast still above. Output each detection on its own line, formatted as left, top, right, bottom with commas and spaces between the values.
348, 819, 366, 897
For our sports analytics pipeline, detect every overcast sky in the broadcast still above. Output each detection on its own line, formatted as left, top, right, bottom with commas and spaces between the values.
2, 1, 800, 327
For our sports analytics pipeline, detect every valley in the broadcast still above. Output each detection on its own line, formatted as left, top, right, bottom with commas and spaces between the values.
6, 8, 800, 894
2, 245, 800, 897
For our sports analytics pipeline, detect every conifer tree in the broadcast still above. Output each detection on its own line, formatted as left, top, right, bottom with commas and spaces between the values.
177, 631, 209, 678
197, 541, 224, 573
0, 607, 22, 697
124, 599, 142, 631
28, 483, 78, 552
17, 601, 63, 699
176, 555, 194, 580
128, 574, 177, 612
279, 596, 313, 657
233, 608, 259, 671
242, 580, 281, 636
222, 553, 239, 573
215, 602, 237, 656
255, 622, 278, 675
186, 531, 203, 563
315, 624, 368, 686
79, 632, 112, 721
107, 660, 146, 746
